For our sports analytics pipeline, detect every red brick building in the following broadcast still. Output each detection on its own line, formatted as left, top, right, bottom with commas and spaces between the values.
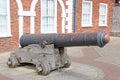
0, 0, 114, 52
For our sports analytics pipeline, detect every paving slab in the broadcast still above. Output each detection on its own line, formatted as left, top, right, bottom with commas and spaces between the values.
94, 37, 120, 66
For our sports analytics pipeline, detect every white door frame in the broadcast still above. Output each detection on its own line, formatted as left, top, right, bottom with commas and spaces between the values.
16, 0, 66, 35
16, 0, 38, 39
58, 0, 66, 33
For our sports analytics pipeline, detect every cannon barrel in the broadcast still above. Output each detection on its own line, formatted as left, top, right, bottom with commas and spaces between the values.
20, 31, 110, 48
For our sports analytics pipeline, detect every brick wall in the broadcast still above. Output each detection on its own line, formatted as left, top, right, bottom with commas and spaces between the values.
0, 0, 64, 52
35, 0, 41, 34
0, 0, 114, 52
0, 0, 19, 52
35, 0, 63, 33
75, 0, 114, 33
57, 1, 62, 33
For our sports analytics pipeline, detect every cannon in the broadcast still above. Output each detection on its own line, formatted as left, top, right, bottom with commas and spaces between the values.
7, 31, 109, 75
20, 31, 109, 48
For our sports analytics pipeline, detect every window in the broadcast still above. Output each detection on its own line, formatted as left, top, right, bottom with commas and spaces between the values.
41, 0, 57, 33
0, 0, 11, 37
99, 3, 107, 26
82, 1, 92, 27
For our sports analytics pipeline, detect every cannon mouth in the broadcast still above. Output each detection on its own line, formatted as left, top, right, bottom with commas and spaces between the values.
97, 32, 110, 47
104, 34, 110, 43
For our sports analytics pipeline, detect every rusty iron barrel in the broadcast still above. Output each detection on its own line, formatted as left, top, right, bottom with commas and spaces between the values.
20, 31, 110, 48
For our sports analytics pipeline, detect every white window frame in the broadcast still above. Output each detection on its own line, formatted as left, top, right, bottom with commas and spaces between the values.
0, 0, 11, 37
99, 3, 108, 26
41, 0, 57, 33
82, 1, 92, 27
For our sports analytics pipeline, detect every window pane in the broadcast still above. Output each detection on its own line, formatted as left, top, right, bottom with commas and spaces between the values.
42, 17, 47, 25
0, 0, 11, 36
99, 4, 107, 26
100, 5, 106, 15
99, 15, 105, 25
0, 16, 7, 34
48, 0, 54, 16
0, 0, 7, 13
41, 0, 55, 33
82, 1, 92, 26
48, 17, 54, 25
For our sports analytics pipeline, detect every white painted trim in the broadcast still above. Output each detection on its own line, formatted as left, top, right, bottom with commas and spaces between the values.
19, 16, 23, 39
62, 18, 66, 33
30, 0, 38, 11
30, 16, 35, 33
16, 0, 38, 35
66, 9, 72, 13
0, 35, 12, 38
82, 1, 93, 27
30, 0, 38, 34
7, 0, 11, 36
66, 1, 72, 6
65, 0, 73, 33
55, 0, 57, 33
99, 3, 108, 27
16, 0, 23, 10
58, 0, 66, 33
40, 0, 43, 33
40, 0, 42, 33
66, 17, 72, 22
16, 0, 23, 39
41, 0, 57, 33
18, 11, 36, 16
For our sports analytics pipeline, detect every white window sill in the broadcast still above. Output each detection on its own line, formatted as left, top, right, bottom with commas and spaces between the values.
82, 25, 93, 27
99, 25, 108, 27
0, 34, 12, 38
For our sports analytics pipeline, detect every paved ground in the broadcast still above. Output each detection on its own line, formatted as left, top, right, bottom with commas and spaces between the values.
0, 37, 120, 80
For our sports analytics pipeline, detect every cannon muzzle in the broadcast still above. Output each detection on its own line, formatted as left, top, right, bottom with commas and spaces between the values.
20, 31, 110, 48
